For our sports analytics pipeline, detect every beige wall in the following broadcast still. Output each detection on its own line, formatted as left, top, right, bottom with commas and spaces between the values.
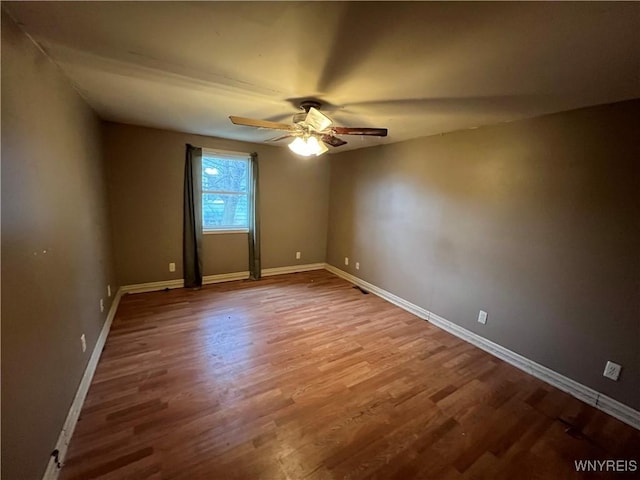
103, 123, 330, 286
327, 100, 640, 409
1, 10, 116, 479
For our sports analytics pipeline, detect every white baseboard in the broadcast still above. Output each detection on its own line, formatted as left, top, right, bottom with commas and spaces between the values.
42, 288, 124, 480
262, 263, 326, 277
204, 271, 249, 284
120, 274, 250, 294
120, 278, 184, 294
325, 264, 640, 431
121, 264, 326, 294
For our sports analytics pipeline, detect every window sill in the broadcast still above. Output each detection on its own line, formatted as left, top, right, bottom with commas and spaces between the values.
203, 229, 249, 235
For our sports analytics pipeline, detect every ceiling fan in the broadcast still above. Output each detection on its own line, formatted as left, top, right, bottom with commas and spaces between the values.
229, 101, 388, 156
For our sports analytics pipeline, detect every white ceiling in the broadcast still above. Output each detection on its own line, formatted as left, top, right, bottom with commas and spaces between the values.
4, 1, 639, 152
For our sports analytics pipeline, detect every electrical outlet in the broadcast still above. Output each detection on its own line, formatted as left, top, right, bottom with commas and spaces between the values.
169, 262, 176, 272
107, 285, 111, 297
296, 251, 301, 260
80, 334, 86, 353
603, 361, 621, 381
478, 310, 488, 325
100, 298, 104, 313
355, 262, 360, 270
345, 257, 349, 266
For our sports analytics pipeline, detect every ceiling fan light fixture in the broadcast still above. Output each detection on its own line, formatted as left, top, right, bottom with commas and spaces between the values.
288, 137, 311, 156
307, 135, 329, 155
288, 135, 327, 157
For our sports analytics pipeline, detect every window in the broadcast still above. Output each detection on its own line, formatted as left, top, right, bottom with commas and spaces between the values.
202, 149, 250, 233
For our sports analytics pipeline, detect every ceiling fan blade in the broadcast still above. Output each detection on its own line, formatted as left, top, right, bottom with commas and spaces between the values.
332, 127, 388, 137
322, 135, 348, 147
304, 107, 333, 132
229, 116, 297, 131
266, 134, 296, 142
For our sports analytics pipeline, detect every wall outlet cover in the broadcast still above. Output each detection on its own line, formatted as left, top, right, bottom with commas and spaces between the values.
478, 310, 488, 325
169, 262, 176, 272
345, 257, 349, 266
296, 251, 301, 260
603, 361, 622, 381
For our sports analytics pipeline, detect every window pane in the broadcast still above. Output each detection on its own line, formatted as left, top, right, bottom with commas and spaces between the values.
202, 156, 248, 193
203, 193, 248, 229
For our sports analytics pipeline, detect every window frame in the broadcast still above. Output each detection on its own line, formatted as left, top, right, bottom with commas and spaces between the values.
201, 148, 251, 235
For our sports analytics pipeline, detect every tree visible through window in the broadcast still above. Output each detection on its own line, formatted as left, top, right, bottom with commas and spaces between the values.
202, 151, 249, 231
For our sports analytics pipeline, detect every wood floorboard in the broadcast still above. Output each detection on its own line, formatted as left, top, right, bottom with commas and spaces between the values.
60, 270, 639, 479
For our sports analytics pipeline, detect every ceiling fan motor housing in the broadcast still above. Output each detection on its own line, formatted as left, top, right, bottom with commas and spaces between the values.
293, 102, 322, 124
299, 100, 322, 112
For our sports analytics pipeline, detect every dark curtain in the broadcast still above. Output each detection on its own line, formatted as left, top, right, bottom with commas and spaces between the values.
183, 144, 203, 288
248, 152, 261, 280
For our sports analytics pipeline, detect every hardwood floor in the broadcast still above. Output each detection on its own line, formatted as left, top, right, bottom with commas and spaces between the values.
60, 270, 639, 479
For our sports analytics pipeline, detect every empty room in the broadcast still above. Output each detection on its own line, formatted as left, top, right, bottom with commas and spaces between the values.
2, 2, 639, 479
